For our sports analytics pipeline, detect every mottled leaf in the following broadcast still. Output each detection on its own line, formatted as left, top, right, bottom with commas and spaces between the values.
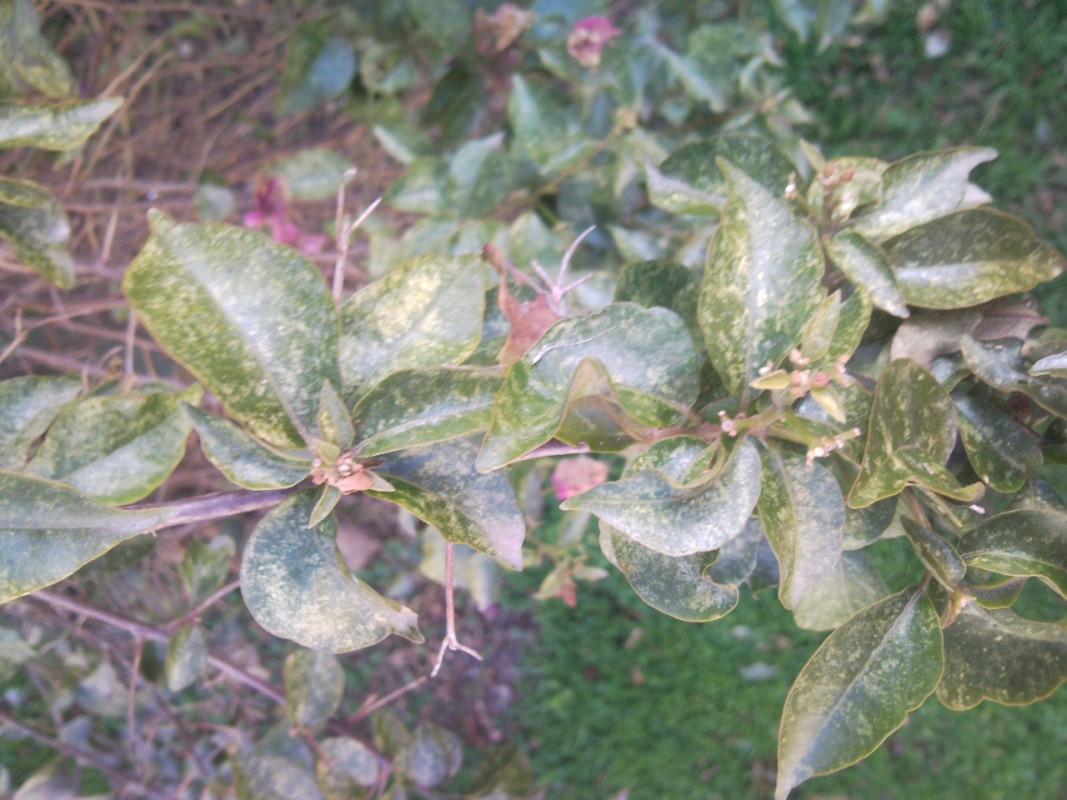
395, 722, 462, 789
178, 536, 234, 602
353, 367, 500, 456
507, 75, 594, 175
308, 485, 341, 528
757, 446, 844, 609
799, 292, 842, 363
478, 303, 698, 471
842, 497, 896, 550
825, 230, 909, 318
776, 589, 943, 800
938, 602, 1067, 710
1031, 351, 1067, 378
0, 177, 73, 287
613, 259, 699, 335
0, 97, 122, 150
901, 518, 966, 590
849, 359, 981, 507
315, 737, 379, 798
370, 439, 525, 569
961, 337, 1067, 419
340, 254, 485, 402
823, 289, 872, 366
165, 624, 207, 693
645, 134, 795, 216
284, 649, 344, 728
699, 158, 824, 398
793, 551, 891, 631
0, 375, 81, 468
889, 308, 981, 368
272, 148, 353, 201
564, 438, 760, 557
955, 395, 1041, 493
124, 211, 341, 449
960, 509, 1067, 599
240, 491, 422, 652
852, 147, 996, 241
235, 754, 325, 800
0, 0, 73, 97
0, 470, 175, 603
26, 387, 199, 505
883, 209, 1064, 310
184, 404, 311, 490
317, 381, 354, 449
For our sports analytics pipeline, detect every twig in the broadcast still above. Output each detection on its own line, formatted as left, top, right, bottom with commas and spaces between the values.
430, 542, 482, 678
166, 580, 240, 633
349, 675, 429, 725
139, 488, 293, 530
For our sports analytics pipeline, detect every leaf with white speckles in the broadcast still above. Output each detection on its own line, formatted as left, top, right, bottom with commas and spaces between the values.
901, 518, 966, 591
852, 147, 996, 241
284, 649, 344, 727
315, 737, 380, 796
563, 437, 760, 557
793, 550, 890, 631
184, 404, 311, 490
0, 97, 122, 150
646, 134, 795, 216
938, 602, 1067, 710
124, 211, 341, 449
757, 445, 844, 610
955, 395, 1041, 493
477, 303, 698, 471
340, 254, 485, 404
699, 158, 824, 399
0, 0, 75, 97
884, 209, 1064, 310
165, 624, 207, 692
825, 230, 909, 318
240, 491, 422, 652
959, 509, 1067, 599
0, 470, 176, 603
234, 754, 325, 800
371, 439, 525, 570
353, 367, 500, 456
396, 722, 463, 789
961, 337, 1067, 419
775, 589, 943, 800
26, 386, 200, 505
849, 359, 982, 508
0, 176, 73, 287
0, 374, 81, 468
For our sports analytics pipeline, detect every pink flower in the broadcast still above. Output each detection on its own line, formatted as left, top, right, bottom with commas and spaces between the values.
551, 455, 609, 501
566, 16, 621, 69
242, 177, 328, 255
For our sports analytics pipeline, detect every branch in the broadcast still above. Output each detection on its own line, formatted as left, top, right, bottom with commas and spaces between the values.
430, 542, 483, 678
138, 488, 293, 530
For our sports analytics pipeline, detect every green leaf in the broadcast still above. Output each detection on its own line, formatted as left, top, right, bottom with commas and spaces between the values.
317, 381, 354, 449
0, 375, 81, 468
699, 158, 824, 398
277, 20, 356, 115
478, 303, 698, 470
0, 177, 73, 287
938, 602, 1067, 710
604, 527, 738, 622
0, 97, 123, 150
842, 497, 897, 550
340, 254, 485, 403
563, 437, 761, 557
240, 491, 421, 652
825, 230, 909, 318
235, 754, 325, 800
165, 624, 207, 693
793, 551, 891, 631
824, 289, 872, 366
384, 156, 449, 215
395, 722, 462, 789
308, 485, 342, 528
26, 387, 199, 505
645, 134, 795, 216
284, 649, 344, 728
315, 737, 379, 798
371, 439, 525, 570
0, 0, 73, 97
446, 132, 513, 219
799, 292, 843, 363
1031, 351, 1067, 378
959, 509, 1067, 599
757, 446, 845, 609
775, 589, 943, 800
852, 147, 997, 241
961, 337, 1067, 419
507, 74, 594, 175
178, 536, 235, 602
353, 367, 500, 456
883, 209, 1064, 310
647, 39, 728, 112
614, 260, 700, 336
184, 404, 311, 490
955, 395, 1041, 493
849, 359, 981, 508
901, 518, 966, 590
124, 211, 340, 449
0, 470, 175, 603
272, 148, 353, 201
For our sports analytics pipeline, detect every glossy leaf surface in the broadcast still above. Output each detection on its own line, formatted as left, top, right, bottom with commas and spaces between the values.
776, 590, 943, 799
699, 158, 823, 398
0, 470, 174, 603
938, 602, 1067, 710
340, 254, 484, 402
961, 337, 1067, 419
825, 230, 909, 318
793, 551, 890, 631
901, 518, 966, 590
757, 447, 844, 609
955, 395, 1041, 493
125, 212, 341, 448
371, 440, 525, 569
960, 510, 1067, 598
0, 97, 122, 150
478, 303, 698, 470
240, 491, 421, 652
353, 367, 500, 456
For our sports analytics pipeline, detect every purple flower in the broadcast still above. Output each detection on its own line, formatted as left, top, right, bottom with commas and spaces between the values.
566, 15, 621, 69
